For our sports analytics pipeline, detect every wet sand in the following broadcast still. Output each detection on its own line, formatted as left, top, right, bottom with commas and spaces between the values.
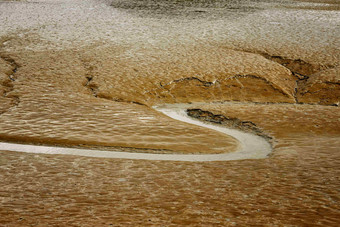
1, 102, 339, 226
0, 104, 272, 161
0, 0, 340, 226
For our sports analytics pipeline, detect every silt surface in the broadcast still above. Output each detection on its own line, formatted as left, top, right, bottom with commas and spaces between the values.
0, 0, 340, 226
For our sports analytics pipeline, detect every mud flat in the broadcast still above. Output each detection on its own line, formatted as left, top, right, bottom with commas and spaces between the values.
1, 102, 339, 226
0, 104, 271, 161
0, 0, 339, 226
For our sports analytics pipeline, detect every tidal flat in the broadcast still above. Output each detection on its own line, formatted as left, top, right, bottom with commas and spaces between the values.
0, 0, 339, 226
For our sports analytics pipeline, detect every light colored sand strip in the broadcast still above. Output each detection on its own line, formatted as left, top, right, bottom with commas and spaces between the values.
0, 104, 271, 162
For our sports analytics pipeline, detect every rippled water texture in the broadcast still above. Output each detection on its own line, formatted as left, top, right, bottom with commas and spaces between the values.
0, 0, 339, 226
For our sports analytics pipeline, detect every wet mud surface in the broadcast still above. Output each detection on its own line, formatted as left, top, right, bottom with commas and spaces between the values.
0, 0, 340, 226
1, 102, 340, 226
1, 106, 339, 226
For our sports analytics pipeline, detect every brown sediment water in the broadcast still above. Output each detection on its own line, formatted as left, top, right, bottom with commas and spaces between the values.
0, 102, 339, 226
0, 104, 272, 161
0, 0, 339, 226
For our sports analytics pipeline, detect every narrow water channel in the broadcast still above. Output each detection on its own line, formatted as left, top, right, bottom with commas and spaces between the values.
0, 104, 272, 162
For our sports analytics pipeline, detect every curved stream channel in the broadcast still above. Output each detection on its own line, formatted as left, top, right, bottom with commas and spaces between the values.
0, 104, 271, 162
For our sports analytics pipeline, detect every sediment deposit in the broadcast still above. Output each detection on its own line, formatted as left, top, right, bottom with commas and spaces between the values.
0, 0, 339, 226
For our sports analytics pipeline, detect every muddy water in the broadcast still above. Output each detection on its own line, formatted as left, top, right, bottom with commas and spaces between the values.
1, 0, 339, 65
0, 103, 339, 226
0, 0, 339, 226
0, 104, 272, 161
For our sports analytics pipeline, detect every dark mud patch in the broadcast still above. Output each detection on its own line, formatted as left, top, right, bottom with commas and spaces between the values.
186, 108, 273, 143
108, 0, 262, 18
161, 76, 217, 87
0, 53, 20, 114
253, 52, 338, 106
297, 81, 340, 106
260, 54, 325, 79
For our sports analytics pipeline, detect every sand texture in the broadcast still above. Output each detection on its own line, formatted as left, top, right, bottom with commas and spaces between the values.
1, 103, 339, 226
0, 0, 340, 226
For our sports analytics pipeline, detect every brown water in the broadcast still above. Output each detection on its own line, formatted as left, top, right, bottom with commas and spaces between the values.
0, 0, 339, 226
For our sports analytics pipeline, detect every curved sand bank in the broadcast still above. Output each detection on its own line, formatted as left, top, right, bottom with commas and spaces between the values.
0, 105, 271, 162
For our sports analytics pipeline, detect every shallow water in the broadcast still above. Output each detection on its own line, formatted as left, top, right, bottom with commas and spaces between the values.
0, 0, 339, 226
0, 104, 272, 161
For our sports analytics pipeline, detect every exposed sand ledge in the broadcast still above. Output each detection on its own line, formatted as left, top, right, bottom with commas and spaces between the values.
0, 104, 272, 162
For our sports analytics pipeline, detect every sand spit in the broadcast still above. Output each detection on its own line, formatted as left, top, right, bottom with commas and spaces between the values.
0, 104, 271, 161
